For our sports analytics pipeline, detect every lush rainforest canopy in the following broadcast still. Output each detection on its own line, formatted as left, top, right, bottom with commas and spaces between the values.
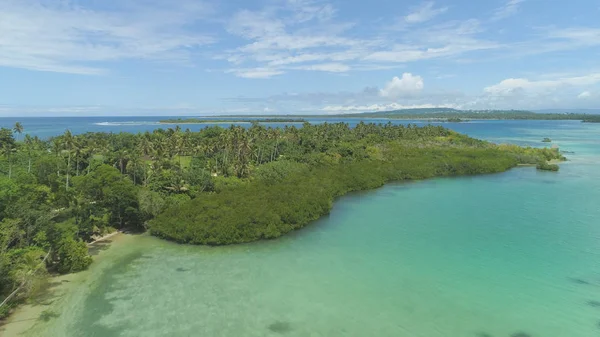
0, 121, 562, 317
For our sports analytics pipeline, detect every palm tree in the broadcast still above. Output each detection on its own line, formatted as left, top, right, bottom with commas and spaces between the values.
24, 134, 34, 173
72, 137, 83, 176
13, 122, 23, 142
1, 128, 17, 179
63, 130, 74, 191
114, 149, 129, 174
51, 138, 63, 177
138, 134, 154, 160
1, 143, 16, 179
127, 152, 142, 185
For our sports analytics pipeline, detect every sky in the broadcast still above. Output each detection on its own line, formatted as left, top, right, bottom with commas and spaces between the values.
0, 0, 599, 116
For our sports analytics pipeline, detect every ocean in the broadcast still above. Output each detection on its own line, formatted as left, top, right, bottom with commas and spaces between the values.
3, 118, 600, 337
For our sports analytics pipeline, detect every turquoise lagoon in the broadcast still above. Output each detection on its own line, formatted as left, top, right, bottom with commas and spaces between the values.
5, 120, 600, 337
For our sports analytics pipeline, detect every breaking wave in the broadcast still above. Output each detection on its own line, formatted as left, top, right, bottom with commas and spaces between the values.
94, 121, 161, 126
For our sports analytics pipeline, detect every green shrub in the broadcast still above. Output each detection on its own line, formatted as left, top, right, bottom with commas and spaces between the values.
536, 161, 559, 171
56, 237, 92, 274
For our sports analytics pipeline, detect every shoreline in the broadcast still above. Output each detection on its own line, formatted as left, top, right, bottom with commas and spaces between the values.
0, 153, 569, 335
87, 230, 122, 246
0, 233, 129, 337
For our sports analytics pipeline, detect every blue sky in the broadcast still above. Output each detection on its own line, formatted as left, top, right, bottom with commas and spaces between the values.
0, 0, 599, 116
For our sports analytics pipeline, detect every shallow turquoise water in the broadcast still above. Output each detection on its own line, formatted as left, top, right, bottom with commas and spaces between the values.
16, 121, 600, 337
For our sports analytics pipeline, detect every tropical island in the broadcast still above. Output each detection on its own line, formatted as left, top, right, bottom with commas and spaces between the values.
335, 108, 598, 120
159, 118, 306, 124
225, 108, 600, 122
0, 121, 564, 318
582, 116, 600, 123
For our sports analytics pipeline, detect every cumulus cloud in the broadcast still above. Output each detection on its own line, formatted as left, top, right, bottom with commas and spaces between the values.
379, 73, 424, 98
578, 91, 592, 99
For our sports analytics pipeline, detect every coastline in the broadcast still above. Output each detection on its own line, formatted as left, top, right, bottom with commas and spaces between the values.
87, 230, 123, 246
0, 233, 132, 337
0, 155, 571, 336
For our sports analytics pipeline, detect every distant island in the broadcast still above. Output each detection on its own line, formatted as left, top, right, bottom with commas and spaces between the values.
582, 116, 600, 123
222, 108, 600, 122
160, 118, 306, 124
329, 108, 600, 121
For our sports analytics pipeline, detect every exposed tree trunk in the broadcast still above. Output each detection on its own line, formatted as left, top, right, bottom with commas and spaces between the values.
0, 249, 51, 310
66, 151, 71, 191
28, 157, 31, 173
133, 164, 137, 185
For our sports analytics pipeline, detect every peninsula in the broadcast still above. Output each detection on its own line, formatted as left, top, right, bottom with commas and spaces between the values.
0, 121, 564, 319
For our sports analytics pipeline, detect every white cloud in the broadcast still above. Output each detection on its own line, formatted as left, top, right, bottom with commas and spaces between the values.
578, 91, 592, 99
287, 0, 337, 22
0, 0, 214, 74
227, 7, 359, 53
492, 0, 525, 21
404, 2, 448, 24
364, 20, 498, 63
321, 103, 457, 113
484, 73, 600, 95
379, 73, 424, 98
226, 68, 285, 79
224, 75, 465, 111
294, 63, 350, 72
222, 3, 498, 78
545, 27, 600, 48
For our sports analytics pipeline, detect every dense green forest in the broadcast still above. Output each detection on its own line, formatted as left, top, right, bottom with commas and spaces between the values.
582, 116, 600, 123
0, 121, 563, 318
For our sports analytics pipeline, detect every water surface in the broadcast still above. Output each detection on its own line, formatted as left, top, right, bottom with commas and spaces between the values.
4, 120, 600, 337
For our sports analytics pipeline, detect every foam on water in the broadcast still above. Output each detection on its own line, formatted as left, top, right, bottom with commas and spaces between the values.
94, 121, 161, 126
